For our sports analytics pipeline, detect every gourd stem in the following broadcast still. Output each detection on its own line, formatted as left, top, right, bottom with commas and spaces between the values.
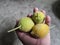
50, 25, 56, 30
8, 25, 21, 33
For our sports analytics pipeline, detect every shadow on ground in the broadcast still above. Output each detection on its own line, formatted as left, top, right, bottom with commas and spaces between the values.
52, 0, 60, 19
0, 17, 16, 45
1, 32, 16, 45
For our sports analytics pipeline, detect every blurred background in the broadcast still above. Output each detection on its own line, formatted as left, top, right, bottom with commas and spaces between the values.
0, 0, 60, 45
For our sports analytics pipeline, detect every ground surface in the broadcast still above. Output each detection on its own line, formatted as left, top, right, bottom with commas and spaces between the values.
0, 0, 60, 45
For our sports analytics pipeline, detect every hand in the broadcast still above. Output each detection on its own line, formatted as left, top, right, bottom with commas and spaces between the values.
16, 8, 51, 45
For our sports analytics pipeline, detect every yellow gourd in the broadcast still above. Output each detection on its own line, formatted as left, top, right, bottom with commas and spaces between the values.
31, 23, 49, 38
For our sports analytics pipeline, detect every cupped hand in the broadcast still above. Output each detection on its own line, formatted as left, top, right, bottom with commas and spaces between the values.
16, 8, 51, 45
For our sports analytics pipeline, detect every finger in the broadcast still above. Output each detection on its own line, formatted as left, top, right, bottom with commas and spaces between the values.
45, 15, 51, 26
40, 32, 50, 45
16, 30, 37, 45
27, 14, 32, 18
33, 7, 39, 13
41, 10, 46, 15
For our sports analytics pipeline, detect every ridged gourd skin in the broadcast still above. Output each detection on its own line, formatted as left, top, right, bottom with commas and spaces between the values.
18, 17, 34, 32
32, 24, 49, 38
32, 11, 45, 24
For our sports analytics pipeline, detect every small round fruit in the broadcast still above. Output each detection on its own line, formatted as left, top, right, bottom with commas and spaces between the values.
18, 17, 34, 32
32, 24, 49, 38
8, 17, 34, 32
32, 11, 45, 24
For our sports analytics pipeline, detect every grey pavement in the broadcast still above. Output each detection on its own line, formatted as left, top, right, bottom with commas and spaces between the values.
0, 0, 60, 45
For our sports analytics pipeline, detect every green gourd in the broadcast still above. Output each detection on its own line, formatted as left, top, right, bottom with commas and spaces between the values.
32, 11, 45, 24
8, 17, 34, 32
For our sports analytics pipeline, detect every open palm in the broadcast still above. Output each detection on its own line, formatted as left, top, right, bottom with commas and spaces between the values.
16, 8, 51, 45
